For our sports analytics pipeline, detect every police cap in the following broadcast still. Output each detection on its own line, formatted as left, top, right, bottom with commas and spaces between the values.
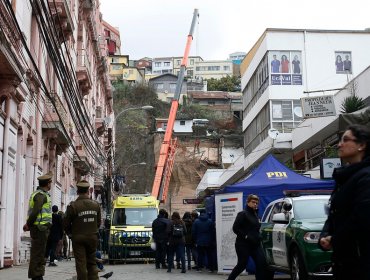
37, 172, 53, 182
76, 180, 90, 188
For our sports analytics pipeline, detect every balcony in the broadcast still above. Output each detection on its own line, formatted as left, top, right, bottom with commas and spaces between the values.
76, 49, 92, 94
82, 0, 95, 11
73, 145, 90, 174
48, 0, 74, 42
42, 92, 69, 154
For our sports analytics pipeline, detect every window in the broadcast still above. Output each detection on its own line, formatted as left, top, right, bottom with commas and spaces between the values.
129, 70, 133, 74
155, 83, 164, 89
208, 101, 215, 105
154, 62, 161, 67
190, 59, 194, 65
271, 100, 302, 133
269, 202, 283, 223
111, 65, 122, 70
112, 57, 120, 63
262, 204, 273, 222
170, 83, 176, 89
224, 66, 230, 71
180, 120, 185, 125
177, 60, 181, 66
164, 62, 170, 67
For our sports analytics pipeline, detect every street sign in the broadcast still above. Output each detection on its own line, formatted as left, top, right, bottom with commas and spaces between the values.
301, 95, 336, 118
183, 198, 203, 204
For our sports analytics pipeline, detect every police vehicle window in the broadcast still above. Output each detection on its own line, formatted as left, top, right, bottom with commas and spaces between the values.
293, 199, 329, 220
268, 202, 283, 223
262, 204, 273, 222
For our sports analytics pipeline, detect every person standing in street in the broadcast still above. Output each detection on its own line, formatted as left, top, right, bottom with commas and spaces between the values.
319, 124, 370, 280
45, 205, 63, 266
64, 180, 101, 280
167, 211, 187, 273
23, 172, 53, 280
152, 208, 170, 269
192, 209, 215, 272
227, 194, 267, 280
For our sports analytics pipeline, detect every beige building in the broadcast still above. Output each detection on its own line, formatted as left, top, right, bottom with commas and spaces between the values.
0, 0, 112, 267
194, 60, 234, 80
173, 56, 203, 78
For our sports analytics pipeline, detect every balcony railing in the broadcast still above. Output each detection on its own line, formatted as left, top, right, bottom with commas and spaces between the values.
48, 0, 74, 42
76, 49, 92, 93
42, 92, 69, 154
73, 145, 90, 173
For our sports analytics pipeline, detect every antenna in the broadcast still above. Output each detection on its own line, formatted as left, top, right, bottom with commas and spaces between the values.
268, 128, 279, 140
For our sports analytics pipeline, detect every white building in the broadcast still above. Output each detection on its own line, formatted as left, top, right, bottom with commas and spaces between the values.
220, 28, 370, 185
229, 52, 246, 64
152, 57, 174, 75
194, 60, 233, 80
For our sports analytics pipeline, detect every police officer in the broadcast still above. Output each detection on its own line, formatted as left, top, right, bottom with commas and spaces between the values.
64, 180, 101, 280
23, 172, 53, 280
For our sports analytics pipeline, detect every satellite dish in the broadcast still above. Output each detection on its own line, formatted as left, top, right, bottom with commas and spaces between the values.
268, 128, 279, 140
293, 107, 303, 118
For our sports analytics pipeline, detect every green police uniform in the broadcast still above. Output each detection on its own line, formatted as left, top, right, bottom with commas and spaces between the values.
64, 180, 101, 280
26, 173, 53, 280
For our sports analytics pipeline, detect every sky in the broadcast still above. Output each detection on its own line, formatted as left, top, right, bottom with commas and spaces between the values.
99, 0, 369, 61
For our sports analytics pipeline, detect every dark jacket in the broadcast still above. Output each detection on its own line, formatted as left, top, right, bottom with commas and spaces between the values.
320, 157, 370, 278
192, 212, 214, 246
49, 212, 63, 241
233, 206, 261, 247
63, 195, 101, 236
168, 219, 186, 246
152, 214, 170, 243
183, 217, 193, 245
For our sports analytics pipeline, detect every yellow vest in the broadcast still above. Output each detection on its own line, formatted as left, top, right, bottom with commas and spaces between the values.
27, 189, 52, 225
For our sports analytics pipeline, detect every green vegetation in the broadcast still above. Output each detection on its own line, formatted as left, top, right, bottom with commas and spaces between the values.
340, 94, 366, 113
206, 75, 241, 92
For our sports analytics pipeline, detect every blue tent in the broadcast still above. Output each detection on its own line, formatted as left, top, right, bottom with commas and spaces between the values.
219, 154, 334, 216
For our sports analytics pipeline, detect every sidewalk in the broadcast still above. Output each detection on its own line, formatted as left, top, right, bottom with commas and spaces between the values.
0, 259, 291, 280
0, 259, 77, 280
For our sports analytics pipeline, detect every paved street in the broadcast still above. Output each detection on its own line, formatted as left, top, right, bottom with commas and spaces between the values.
0, 259, 291, 280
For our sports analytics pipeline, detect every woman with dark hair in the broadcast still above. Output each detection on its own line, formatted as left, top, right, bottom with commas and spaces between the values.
167, 211, 187, 273
335, 55, 344, 72
319, 124, 370, 280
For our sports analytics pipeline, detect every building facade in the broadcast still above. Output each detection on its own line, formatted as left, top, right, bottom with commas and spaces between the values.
149, 74, 187, 104
194, 60, 234, 80
239, 28, 370, 176
0, 0, 113, 267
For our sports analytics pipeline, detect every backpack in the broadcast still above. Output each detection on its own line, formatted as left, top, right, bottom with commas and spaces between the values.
172, 223, 184, 238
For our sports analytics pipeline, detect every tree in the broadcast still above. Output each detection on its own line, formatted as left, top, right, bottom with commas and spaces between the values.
112, 82, 170, 193
206, 75, 241, 92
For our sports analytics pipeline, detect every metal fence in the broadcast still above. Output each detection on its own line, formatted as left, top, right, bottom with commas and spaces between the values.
98, 229, 155, 264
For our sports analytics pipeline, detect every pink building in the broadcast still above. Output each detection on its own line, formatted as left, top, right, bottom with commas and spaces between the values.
0, 0, 114, 267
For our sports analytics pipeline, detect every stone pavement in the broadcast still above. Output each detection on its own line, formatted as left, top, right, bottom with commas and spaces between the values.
0, 259, 291, 280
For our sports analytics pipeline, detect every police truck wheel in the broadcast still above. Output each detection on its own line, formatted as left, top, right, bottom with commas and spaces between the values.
290, 248, 308, 280
265, 269, 275, 280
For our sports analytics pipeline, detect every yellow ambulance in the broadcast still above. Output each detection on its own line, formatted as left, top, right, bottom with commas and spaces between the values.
108, 194, 159, 263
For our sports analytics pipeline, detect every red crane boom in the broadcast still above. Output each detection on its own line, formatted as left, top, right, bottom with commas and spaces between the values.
151, 9, 199, 202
